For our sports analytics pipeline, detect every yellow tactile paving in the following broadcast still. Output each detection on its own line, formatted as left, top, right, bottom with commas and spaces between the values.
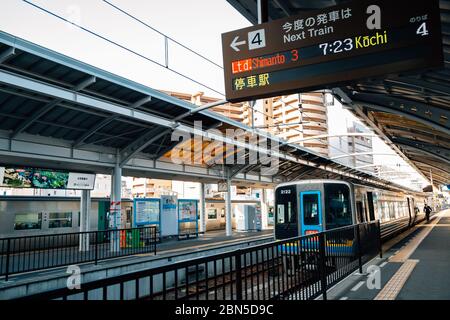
374, 259, 419, 300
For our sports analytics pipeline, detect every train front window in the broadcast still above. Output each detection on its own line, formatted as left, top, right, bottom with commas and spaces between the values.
324, 183, 352, 229
302, 194, 320, 225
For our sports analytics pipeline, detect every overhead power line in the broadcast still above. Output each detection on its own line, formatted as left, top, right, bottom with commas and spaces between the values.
22, 0, 225, 96
101, 0, 223, 69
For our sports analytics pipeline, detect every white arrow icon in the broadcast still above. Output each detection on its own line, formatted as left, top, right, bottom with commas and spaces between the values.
230, 36, 246, 52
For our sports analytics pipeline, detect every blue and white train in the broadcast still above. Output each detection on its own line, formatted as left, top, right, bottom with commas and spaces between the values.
274, 179, 430, 241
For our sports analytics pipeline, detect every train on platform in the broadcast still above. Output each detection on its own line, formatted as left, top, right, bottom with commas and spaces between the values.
274, 179, 431, 242
0, 197, 133, 238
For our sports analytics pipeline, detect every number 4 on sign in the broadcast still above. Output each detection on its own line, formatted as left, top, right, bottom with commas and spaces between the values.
417, 22, 429, 36
248, 29, 266, 50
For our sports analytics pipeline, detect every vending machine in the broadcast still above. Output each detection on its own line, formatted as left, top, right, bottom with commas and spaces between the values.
235, 204, 261, 231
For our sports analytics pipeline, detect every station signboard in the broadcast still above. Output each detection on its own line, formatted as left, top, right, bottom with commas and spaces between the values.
0, 166, 96, 190
134, 199, 161, 226
222, 0, 443, 102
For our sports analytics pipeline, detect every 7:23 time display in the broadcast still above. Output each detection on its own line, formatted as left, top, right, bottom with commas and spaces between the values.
319, 38, 354, 55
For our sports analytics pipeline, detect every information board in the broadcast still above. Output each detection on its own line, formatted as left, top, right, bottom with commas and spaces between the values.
178, 199, 198, 222
222, 0, 443, 102
133, 199, 161, 226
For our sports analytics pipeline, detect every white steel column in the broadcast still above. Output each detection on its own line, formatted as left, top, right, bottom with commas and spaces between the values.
225, 177, 232, 236
260, 188, 269, 230
110, 155, 122, 252
79, 189, 91, 251
199, 182, 206, 233
144, 178, 147, 198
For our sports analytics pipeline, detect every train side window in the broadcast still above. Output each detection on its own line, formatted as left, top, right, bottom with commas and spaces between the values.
14, 212, 42, 230
367, 192, 376, 221
382, 202, 389, 221
389, 203, 396, 219
356, 201, 364, 223
207, 209, 217, 219
48, 212, 73, 228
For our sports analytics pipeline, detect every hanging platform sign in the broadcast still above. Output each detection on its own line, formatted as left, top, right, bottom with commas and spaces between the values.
221, 0, 443, 102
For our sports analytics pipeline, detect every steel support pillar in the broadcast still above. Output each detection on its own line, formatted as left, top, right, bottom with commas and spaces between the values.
110, 154, 122, 252
225, 176, 233, 237
79, 189, 91, 252
257, 0, 269, 24
199, 182, 206, 233
260, 188, 269, 230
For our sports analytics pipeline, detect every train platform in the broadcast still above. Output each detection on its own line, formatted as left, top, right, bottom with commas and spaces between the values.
157, 229, 273, 255
325, 209, 450, 300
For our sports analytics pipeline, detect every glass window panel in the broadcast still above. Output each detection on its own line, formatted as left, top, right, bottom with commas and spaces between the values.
303, 193, 319, 225
208, 209, 217, 219
277, 204, 285, 223
325, 184, 352, 229
48, 212, 73, 228
14, 213, 42, 230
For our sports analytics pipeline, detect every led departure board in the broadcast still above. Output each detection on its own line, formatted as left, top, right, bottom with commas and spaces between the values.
222, 0, 443, 102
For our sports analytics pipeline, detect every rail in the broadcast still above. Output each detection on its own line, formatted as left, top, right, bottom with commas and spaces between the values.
0, 226, 157, 280
17, 222, 381, 300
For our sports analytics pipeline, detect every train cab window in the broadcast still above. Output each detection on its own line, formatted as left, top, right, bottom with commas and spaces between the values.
14, 212, 42, 230
302, 193, 320, 225
324, 183, 352, 229
48, 212, 73, 228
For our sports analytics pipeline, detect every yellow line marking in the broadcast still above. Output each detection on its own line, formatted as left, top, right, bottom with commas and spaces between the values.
374, 259, 419, 300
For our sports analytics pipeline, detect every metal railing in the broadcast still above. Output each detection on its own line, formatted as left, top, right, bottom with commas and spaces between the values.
17, 222, 381, 300
0, 226, 157, 280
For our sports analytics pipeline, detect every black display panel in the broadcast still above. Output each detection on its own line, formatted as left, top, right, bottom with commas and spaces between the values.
222, 0, 443, 102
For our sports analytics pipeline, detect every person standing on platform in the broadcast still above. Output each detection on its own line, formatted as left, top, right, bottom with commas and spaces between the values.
424, 203, 432, 222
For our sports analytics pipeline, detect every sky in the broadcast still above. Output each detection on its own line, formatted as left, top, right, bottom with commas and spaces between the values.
0, 0, 251, 97
0, 0, 429, 189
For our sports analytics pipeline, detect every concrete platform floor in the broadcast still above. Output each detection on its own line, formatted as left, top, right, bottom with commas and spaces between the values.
326, 210, 450, 300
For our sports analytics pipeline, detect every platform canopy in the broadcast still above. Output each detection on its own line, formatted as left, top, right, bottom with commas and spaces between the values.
0, 30, 419, 192
226, 0, 450, 187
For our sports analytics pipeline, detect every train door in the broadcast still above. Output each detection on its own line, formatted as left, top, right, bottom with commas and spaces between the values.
275, 185, 298, 239
367, 192, 376, 221
300, 191, 322, 235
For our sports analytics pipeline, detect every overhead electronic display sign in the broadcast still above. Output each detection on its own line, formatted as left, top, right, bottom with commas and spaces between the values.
0, 166, 96, 190
222, 0, 443, 102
